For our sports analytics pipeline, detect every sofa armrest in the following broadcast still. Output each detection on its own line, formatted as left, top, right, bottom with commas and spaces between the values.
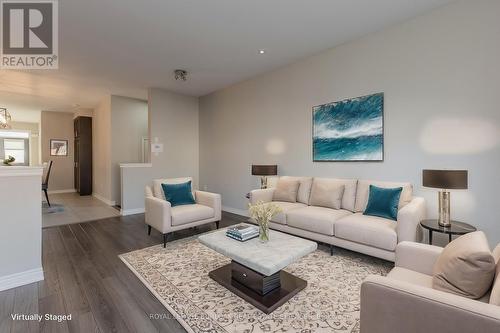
145, 185, 154, 198
145, 196, 172, 234
361, 275, 500, 333
397, 196, 426, 243
395, 241, 443, 275
249, 188, 275, 204
195, 190, 221, 220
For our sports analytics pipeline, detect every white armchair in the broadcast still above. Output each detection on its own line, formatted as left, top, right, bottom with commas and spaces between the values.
145, 177, 221, 247
360, 241, 500, 333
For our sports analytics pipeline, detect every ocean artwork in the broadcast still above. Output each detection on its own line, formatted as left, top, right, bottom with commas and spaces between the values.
313, 93, 384, 161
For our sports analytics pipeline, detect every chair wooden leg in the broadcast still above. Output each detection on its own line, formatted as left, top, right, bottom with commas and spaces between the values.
163, 233, 167, 248
330, 244, 334, 256
43, 189, 51, 207
216, 221, 220, 229
147, 225, 151, 235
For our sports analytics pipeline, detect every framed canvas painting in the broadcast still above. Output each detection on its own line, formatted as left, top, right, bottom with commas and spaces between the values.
50, 139, 68, 156
312, 93, 384, 161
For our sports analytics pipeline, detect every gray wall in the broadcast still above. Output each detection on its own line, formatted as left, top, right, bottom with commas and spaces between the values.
120, 88, 199, 213
199, 0, 500, 245
111, 96, 148, 205
93, 95, 148, 205
41, 111, 75, 191
93, 96, 112, 200
148, 88, 199, 187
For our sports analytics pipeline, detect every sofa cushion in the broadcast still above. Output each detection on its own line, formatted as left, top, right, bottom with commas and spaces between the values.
309, 179, 345, 209
363, 185, 402, 221
277, 176, 313, 204
335, 213, 398, 251
433, 231, 496, 299
489, 245, 500, 305
171, 204, 214, 226
273, 179, 300, 202
387, 267, 433, 288
153, 177, 193, 200
267, 201, 306, 225
314, 178, 358, 212
355, 179, 412, 213
287, 206, 352, 236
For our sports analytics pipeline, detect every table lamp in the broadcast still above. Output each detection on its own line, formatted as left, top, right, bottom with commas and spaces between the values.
422, 169, 468, 227
251, 165, 277, 189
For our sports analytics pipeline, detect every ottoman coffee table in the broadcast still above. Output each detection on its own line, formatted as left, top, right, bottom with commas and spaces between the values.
198, 225, 317, 314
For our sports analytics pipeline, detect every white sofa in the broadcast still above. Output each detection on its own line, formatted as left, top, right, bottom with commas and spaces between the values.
249, 176, 426, 261
360, 241, 500, 332
145, 177, 221, 247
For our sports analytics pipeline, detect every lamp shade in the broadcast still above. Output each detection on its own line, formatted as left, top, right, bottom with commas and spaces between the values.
422, 170, 468, 189
251, 165, 277, 176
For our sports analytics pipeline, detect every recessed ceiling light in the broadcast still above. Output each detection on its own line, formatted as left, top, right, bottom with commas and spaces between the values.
258, 49, 265, 54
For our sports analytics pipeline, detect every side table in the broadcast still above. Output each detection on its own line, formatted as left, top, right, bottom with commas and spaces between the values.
420, 219, 476, 245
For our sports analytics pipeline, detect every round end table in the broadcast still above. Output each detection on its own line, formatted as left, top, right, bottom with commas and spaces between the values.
420, 219, 476, 245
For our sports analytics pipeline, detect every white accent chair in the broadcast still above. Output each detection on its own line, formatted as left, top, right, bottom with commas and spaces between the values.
360, 241, 500, 332
145, 177, 221, 247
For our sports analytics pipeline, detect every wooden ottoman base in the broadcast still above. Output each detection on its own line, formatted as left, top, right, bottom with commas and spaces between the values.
208, 261, 307, 314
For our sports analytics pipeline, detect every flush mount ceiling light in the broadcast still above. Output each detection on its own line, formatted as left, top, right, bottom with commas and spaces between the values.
174, 69, 188, 81
0, 108, 12, 129
258, 49, 265, 54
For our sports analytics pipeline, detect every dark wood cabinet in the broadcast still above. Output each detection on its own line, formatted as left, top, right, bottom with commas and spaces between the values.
74, 116, 92, 195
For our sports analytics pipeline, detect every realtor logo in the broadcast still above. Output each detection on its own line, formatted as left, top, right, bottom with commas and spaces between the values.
1, 0, 58, 69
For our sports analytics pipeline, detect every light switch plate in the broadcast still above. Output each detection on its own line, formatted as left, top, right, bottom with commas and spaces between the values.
151, 143, 163, 153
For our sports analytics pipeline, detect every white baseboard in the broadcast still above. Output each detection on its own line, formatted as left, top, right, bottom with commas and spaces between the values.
0, 267, 44, 292
121, 208, 145, 216
121, 206, 246, 217
47, 189, 76, 194
92, 193, 116, 206
222, 206, 249, 217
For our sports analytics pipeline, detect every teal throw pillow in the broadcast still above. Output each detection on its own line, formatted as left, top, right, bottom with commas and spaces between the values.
161, 181, 195, 207
363, 185, 402, 221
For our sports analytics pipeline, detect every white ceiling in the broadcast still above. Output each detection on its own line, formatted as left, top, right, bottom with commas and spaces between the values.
0, 0, 455, 114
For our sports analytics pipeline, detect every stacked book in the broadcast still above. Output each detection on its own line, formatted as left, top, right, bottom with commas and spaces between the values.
226, 225, 259, 242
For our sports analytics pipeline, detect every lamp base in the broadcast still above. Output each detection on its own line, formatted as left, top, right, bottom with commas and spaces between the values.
260, 176, 268, 189
438, 191, 451, 227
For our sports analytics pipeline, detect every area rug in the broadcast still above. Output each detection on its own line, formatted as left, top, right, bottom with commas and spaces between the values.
119, 236, 392, 333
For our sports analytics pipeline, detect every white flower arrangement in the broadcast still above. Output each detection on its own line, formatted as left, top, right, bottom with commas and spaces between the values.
248, 201, 282, 242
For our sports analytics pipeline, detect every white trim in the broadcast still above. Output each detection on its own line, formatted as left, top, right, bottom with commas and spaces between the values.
92, 193, 116, 206
121, 208, 145, 216
222, 205, 249, 217
0, 267, 44, 292
47, 189, 76, 194
0, 166, 43, 177
119, 163, 152, 168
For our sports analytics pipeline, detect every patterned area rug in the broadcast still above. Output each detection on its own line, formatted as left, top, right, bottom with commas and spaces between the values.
120, 235, 392, 333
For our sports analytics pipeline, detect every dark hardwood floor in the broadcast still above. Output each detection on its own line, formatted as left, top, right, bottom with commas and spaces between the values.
0, 212, 244, 333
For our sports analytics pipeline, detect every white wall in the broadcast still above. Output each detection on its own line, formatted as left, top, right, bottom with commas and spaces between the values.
0, 167, 44, 290
199, 0, 500, 245
73, 107, 93, 118
120, 88, 199, 213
